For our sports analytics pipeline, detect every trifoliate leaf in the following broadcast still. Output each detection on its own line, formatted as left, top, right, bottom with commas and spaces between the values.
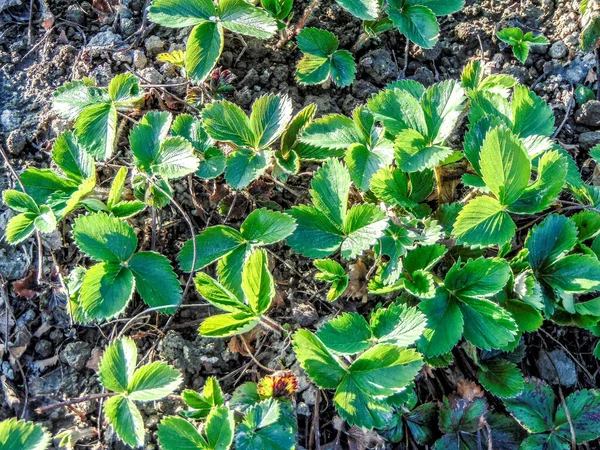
182, 376, 225, 419
225, 149, 271, 189
555, 389, 600, 444
127, 361, 182, 401
72, 212, 138, 263
98, 337, 137, 394
104, 395, 144, 447
314, 259, 349, 301
235, 399, 295, 450
316, 313, 372, 354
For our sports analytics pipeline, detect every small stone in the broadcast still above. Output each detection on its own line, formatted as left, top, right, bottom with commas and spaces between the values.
296, 402, 311, 417
90, 62, 113, 85
575, 100, 600, 127
6, 129, 26, 155
144, 35, 165, 57
112, 50, 133, 65
1, 110, 20, 132
352, 79, 378, 100
292, 303, 319, 327
139, 67, 164, 84
35, 340, 53, 358
87, 30, 122, 49
566, 53, 596, 84
537, 349, 578, 387
60, 342, 92, 371
359, 49, 398, 84
410, 67, 435, 86
65, 5, 86, 25
133, 49, 147, 69
549, 41, 568, 59
120, 17, 136, 37
579, 131, 600, 151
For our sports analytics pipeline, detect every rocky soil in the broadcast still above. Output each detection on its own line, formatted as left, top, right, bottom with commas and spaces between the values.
1, 0, 600, 448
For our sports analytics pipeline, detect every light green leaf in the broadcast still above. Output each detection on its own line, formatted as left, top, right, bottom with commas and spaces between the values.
148, 0, 216, 27
150, 137, 200, 179
341, 204, 388, 259
297, 27, 338, 57
316, 313, 372, 354
104, 395, 144, 447
128, 361, 182, 401
205, 406, 235, 450
171, 114, 213, 153
98, 337, 137, 394
107, 167, 127, 209
178, 225, 246, 272
478, 359, 524, 398
543, 255, 600, 293
157, 416, 208, 450
368, 87, 427, 136
296, 54, 331, 85
387, 3, 439, 49
311, 158, 351, 228
186, 21, 224, 83
333, 375, 392, 429
130, 111, 172, 173
128, 251, 182, 313
300, 114, 362, 151
511, 85, 555, 138
202, 99, 255, 148
4, 213, 36, 244
217, 244, 253, 300
52, 78, 108, 120
444, 257, 511, 299
72, 212, 137, 263
241, 249, 274, 315
286, 205, 344, 258
3, 190, 38, 214
218, 0, 277, 38
108, 73, 144, 106
194, 272, 249, 313
314, 259, 348, 301
292, 329, 346, 389
421, 80, 466, 143
33, 206, 56, 233
52, 131, 95, 182
335, 0, 378, 20
453, 195, 515, 248
346, 142, 394, 191
370, 303, 427, 347
395, 129, 453, 172
199, 312, 260, 337
240, 208, 296, 244
459, 297, 517, 350
249, 94, 293, 149
74, 102, 117, 160
0, 418, 51, 450
80, 263, 135, 320
480, 127, 530, 205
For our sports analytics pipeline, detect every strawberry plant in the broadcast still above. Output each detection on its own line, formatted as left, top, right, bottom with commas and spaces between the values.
53, 74, 144, 160
201, 94, 293, 189
148, 0, 276, 83
293, 304, 425, 428
504, 378, 600, 449
98, 337, 182, 447
295, 28, 356, 87
286, 158, 388, 258
0, 418, 51, 450
178, 207, 296, 297
193, 249, 279, 337
71, 212, 182, 321
313, 258, 348, 301
497, 27, 549, 64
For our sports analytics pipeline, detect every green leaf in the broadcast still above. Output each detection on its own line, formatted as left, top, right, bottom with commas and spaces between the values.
311, 158, 351, 228
130, 111, 172, 173
314, 259, 348, 301
127, 361, 182, 401
52, 131, 95, 182
370, 166, 411, 206
504, 378, 555, 433
555, 389, 600, 443
346, 142, 394, 191
439, 396, 488, 434
407, 0, 464, 15
418, 289, 463, 356
478, 359, 524, 398
421, 80, 466, 143
199, 312, 260, 337
5, 213, 36, 244
202, 100, 255, 148
581, 4, 600, 52
333, 375, 392, 429
330, 50, 357, 87
286, 205, 344, 258
104, 395, 144, 447
281, 104, 316, 154
171, 114, 213, 152
108, 73, 144, 106
150, 137, 200, 179
128, 251, 182, 313
543, 255, 600, 293
368, 87, 427, 136
459, 297, 517, 350
148, 0, 217, 27
240, 208, 296, 244
107, 167, 127, 209
394, 129, 453, 172
453, 195, 515, 248
387, 3, 439, 49
3, 190, 38, 214
526, 214, 578, 271
182, 377, 225, 419
178, 225, 246, 272
480, 127, 530, 205
300, 114, 362, 152
249, 94, 293, 149
296, 54, 331, 85
218, 0, 277, 39
225, 149, 271, 189
497, 27, 524, 45
235, 400, 295, 450
205, 406, 235, 450
98, 337, 137, 394
370, 303, 427, 347
194, 272, 249, 313
72, 212, 138, 263
341, 204, 388, 259
74, 102, 117, 160
217, 244, 253, 299
157, 416, 208, 450
511, 85, 555, 138
80, 263, 135, 320
157, 50, 186, 66
292, 329, 346, 389
334, 0, 378, 20
444, 257, 511, 299
242, 249, 274, 315
52, 78, 108, 120
297, 27, 339, 58
0, 418, 51, 450
316, 313, 372, 354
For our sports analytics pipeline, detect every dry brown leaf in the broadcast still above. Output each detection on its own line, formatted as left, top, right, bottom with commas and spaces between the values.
31, 355, 59, 372
12, 270, 39, 299
347, 425, 385, 450
86, 348, 103, 372
0, 375, 21, 411
456, 379, 484, 401
227, 336, 251, 356
345, 259, 368, 302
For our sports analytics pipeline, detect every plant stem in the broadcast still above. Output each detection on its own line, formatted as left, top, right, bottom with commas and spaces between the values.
352, 33, 370, 53
260, 315, 287, 336
434, 166, 444, 204
596, 47, 600, 100
36, 392, 114, 414
296, 0, 319, 35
